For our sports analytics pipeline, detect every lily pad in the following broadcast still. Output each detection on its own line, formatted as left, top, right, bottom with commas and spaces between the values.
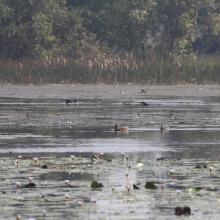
91, 180, 104, 189
145, 181, 157, 190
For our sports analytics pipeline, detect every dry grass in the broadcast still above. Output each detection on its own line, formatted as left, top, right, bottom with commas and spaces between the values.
0, 54, 220, 84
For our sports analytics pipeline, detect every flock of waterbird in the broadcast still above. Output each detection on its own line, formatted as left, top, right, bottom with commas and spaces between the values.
61, 87, 219, 217
64, 88, 169, 134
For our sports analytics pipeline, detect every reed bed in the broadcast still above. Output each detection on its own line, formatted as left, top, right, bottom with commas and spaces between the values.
0, 54, 219, 84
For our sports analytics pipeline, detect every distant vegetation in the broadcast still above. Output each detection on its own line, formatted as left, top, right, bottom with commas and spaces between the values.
0, 0, 220, 83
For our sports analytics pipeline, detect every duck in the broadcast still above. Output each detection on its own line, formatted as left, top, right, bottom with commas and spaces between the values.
65, 99, 71, 105
16, 177, 36, 188
140, 101, 149, 106
114, 124, 129, 132
138, 88, 149, 93
65, 99, 78, 105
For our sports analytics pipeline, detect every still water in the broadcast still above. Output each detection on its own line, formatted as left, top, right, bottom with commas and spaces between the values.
0, 84, 220, 219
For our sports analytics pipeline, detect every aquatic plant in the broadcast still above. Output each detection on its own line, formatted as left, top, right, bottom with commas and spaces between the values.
1, 54, 220, 84
174, 206, 191, 216
41, 164, 48, 169
90, 180, 104, 189
145, 181, 157, 190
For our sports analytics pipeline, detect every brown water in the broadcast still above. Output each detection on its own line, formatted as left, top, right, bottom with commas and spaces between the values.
1, 84, 220, 219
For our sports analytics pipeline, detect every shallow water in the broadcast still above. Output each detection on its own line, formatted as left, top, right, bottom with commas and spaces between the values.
1, 84, 220, 219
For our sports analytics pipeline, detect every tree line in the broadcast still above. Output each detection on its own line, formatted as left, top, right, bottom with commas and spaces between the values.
1, 0, 220, 60
0, 0, 220, 83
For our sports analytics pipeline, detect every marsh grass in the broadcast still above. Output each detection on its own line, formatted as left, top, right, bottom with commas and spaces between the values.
0, 54, 219, 84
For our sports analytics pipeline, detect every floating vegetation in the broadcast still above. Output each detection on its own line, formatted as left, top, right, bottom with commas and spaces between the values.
145, 181, 157, 190
41, 164, 48, 169
175, 206, 191, 216
90, 181, 104, 189
1, 85, 220, 219
0, 149, 220, 219
190, 186, 202, 193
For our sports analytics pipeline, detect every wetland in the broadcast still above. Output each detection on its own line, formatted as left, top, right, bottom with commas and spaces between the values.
1, 84, 220, 219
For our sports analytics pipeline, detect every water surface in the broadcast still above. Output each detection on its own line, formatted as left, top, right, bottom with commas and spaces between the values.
1, 84, 220, 219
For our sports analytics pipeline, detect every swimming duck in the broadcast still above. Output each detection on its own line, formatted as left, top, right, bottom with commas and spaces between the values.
138, 88, 149, 93
114, 124, 129, 132
65, 99, 71, 105
17, 177, 36, 188
140, 101, 149, 106
65, 99, 78, 105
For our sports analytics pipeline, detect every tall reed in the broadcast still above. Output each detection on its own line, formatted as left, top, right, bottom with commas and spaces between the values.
0, 54, 219, 84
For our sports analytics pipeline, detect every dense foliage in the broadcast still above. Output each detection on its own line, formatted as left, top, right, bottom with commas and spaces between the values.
1, 0, 220, 59
0, 0, 220, 83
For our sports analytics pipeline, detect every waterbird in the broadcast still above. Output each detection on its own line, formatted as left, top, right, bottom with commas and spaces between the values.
15, 160, 19, 167
33, 157, 38, 166
126, 156, 129, 163
121, 153, 124, 163
160, 124, 169, 133
22, 177, 36, 188
133, 184, 140, 190
90, 198, 97, 209
65, 193, 70, 200
114, 124, 129, 132
139, 88, 148, 93
125, 183, 131, 193
78, 201, 83, 206
65, 98, 78, 105
90, 198, 96, 204
91, 153, 101, 161
64, 180, 70, 185
15, 179, 35, 188
42, 209, 47, 217
161, 183, 164, 191
70, 155, 75, 160
65, 99, 71, 105
136, 162, 144, 168
15, 181, 22, 189
140, 101, 149, 106
208, 165, 215, 176
41, 193, 45, 199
